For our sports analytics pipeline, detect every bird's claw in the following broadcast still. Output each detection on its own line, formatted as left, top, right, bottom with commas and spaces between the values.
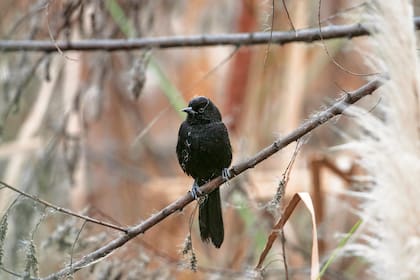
190, 182, 203, 200
222, 168, 231, 182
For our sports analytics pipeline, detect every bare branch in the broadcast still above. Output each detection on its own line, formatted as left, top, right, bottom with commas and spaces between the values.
0, 181, 127, 233
1, 17, 419, 52
2, 17, 420, 53
41, 77, 383, 280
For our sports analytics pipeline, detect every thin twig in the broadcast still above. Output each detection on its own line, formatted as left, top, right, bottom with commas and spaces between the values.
0, 181, 128, 233
317, 0, 375, 76
185, 46, 239, 94
265, 140, 303, 278
45, 0, 79, 61
279, 141, 303, 279
70, 220, 87, 273
282, 140, 303, 185
319, 2, 368, 25
5, 1, 48, 39
41, 77, 383, 280
0, 266, 28, 279
2, 54, 48, 122
282, 0, 296, 32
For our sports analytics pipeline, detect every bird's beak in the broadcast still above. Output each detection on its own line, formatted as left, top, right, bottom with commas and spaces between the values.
181, 107, 196, 114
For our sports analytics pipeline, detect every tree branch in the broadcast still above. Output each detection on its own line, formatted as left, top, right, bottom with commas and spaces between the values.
0, 17, 418, 52
40, 77, 383, 280
0, 181, 127, 233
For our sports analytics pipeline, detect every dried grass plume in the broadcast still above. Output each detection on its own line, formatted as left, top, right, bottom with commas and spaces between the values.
345, 1, 420, 279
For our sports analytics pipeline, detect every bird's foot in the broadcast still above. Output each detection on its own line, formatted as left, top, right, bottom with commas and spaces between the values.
190, 181, 203, 200
222, 168, 231, 182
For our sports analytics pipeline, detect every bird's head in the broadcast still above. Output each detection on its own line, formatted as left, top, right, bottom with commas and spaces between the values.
181, 96, 222, 124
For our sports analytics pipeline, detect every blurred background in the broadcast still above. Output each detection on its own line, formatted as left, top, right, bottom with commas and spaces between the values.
0, 0, 402, 279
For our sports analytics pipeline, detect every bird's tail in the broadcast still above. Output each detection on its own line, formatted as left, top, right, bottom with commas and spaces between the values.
198, 187, 224, 248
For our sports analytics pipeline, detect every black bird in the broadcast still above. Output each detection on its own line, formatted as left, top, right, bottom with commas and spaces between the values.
176, 96, 232, 248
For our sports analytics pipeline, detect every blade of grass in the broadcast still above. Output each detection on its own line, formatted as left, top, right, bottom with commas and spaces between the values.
149, 59, 186, 115
105, 0, 135, 37
317, 219, 362, 279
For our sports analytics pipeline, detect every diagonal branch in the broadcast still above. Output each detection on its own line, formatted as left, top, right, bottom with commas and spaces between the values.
0, 17, 419, 52
40, 77, 384, 280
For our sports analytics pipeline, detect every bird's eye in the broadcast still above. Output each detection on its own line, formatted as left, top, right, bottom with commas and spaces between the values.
198, 107, 205, 113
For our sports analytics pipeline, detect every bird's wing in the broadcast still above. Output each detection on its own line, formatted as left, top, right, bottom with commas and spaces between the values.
189, 122, 232, 180
176, 121, 191, 174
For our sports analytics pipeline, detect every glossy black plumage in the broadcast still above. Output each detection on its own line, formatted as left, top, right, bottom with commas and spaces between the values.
176, 96, 232, 248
